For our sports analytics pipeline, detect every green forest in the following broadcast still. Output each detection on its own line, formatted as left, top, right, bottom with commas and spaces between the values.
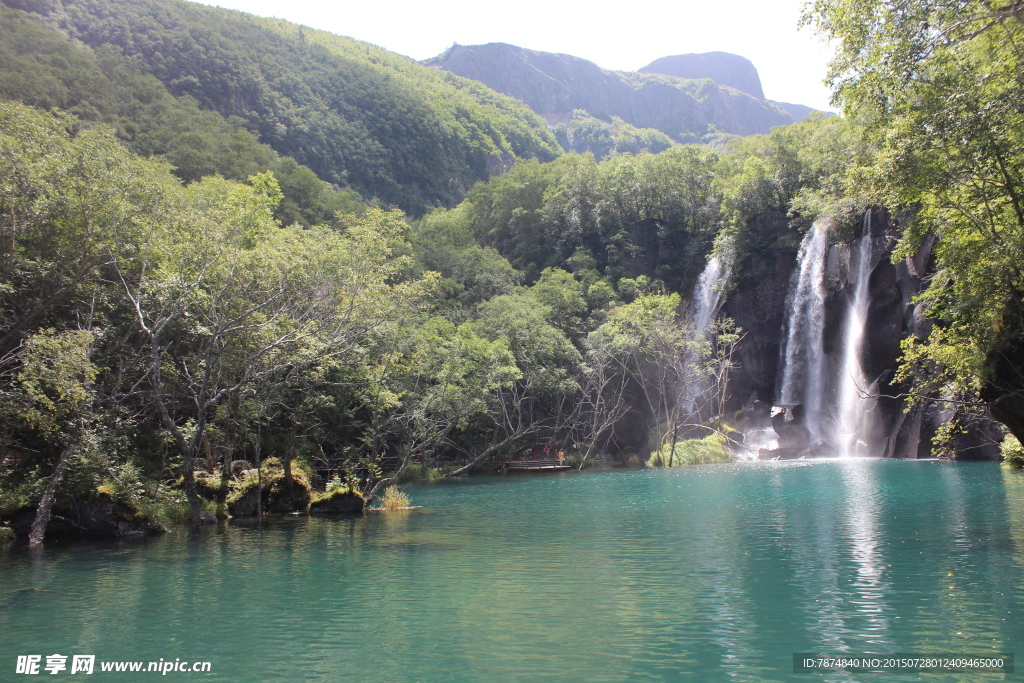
1, 0, 1023, 543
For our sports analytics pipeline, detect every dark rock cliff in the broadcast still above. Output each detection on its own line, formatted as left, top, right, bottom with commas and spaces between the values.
721, 210, 797, 409
426, 43, 796, 139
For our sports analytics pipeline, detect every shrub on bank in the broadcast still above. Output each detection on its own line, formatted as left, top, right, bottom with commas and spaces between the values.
648, 434, 731, 467
564, 452, 584, 469
397, 464, 440, 483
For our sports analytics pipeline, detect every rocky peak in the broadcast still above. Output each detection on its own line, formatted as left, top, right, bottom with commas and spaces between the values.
639, 52, 765, 99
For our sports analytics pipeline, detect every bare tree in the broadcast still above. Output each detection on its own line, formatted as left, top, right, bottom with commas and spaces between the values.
571, 332, 631, 469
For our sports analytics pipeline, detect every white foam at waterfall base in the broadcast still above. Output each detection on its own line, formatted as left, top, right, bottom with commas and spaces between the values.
836, 212, 878, 457
777, 219, 830, 445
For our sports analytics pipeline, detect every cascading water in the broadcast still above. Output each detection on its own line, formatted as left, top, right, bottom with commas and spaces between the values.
682, 251, 732, 416
691, 254, 731, 340
777, 219, 830, 444
836, 213, 877, 457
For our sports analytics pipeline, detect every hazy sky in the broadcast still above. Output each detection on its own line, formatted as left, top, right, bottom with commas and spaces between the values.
196, 0, 838, 112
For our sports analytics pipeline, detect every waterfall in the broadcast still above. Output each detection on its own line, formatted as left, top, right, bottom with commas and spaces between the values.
777, 220, 830, 443
837, 213, 877, 457
682, 251, 732, 416
691, 253, 731, 339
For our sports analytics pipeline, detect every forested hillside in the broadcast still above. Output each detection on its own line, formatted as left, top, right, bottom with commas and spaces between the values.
1, 0, 561, 214
0, 6, 368, 228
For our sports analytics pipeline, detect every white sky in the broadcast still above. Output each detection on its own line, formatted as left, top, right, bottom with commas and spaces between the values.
195, 0, 838, 113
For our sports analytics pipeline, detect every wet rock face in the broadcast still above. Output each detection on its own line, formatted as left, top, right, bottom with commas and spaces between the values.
197, 511, 217, 525
227, 478, 312, 516
771, 405, 811, 451
612, 402, 652, 459
268, 481, 310, 514
721, 210, 797, 409
227, 486, 260, 517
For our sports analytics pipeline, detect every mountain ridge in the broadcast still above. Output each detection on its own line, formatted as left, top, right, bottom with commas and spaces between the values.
426, 43, 829, 142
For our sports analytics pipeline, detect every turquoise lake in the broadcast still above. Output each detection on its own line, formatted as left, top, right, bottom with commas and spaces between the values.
2, 460, 1024, 681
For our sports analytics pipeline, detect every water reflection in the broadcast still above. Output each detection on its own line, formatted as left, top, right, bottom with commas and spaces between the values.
840, 460, 891, 647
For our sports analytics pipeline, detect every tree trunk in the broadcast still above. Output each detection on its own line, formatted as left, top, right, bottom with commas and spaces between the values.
284, 422, 296, 486
668, 422, 680, 467
147, 334, 202, 526
183, 450, 201, 526
203, 436, 214, 473
256, 447, 263, 519
217, 424, 234, 519
363, 446, 412, 505
28, 423, 81, 546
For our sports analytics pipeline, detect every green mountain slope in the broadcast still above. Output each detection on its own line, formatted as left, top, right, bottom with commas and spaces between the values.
0, 5, 367, 226
2, 0, 561, 214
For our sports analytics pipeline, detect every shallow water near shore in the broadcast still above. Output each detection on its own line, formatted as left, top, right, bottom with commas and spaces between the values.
2, 460, 1023, 681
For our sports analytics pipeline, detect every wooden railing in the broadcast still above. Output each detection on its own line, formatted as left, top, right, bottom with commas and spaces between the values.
506, 459, 569, 470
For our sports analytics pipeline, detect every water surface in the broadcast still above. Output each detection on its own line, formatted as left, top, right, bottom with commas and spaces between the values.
2, 460, 1022, 681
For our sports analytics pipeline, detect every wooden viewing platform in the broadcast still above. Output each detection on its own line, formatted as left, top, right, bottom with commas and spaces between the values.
506, 458, 571, 471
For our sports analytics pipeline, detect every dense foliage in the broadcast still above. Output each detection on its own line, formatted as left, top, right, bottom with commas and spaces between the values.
0, 6, 366, 229
417, 115, 868, 291
552, 111, 675, 161
0, 100, 725, 534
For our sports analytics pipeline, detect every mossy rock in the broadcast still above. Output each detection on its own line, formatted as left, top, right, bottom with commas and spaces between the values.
267, 479, 311, 513
5, 492, 169, 539
227, 484, 262, 516
223, 458, 314, 515
0, 525, 14, 543
227, 477, 312, 515
310, 490, 364, 514
194, 474, 224, 499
